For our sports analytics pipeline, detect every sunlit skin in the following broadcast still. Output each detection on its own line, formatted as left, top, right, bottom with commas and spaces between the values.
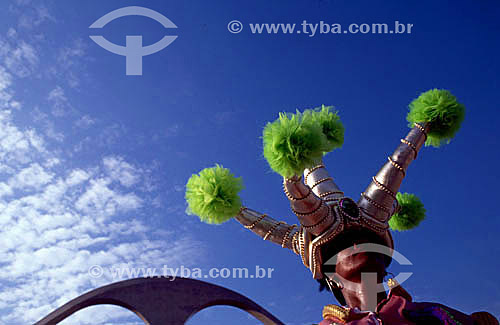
333, 243, 388, 311
323, 229, 389, 311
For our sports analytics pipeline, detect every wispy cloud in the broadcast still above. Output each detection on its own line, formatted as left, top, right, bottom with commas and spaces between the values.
14, 2, 55, 30
47, 86, 70, 117
0, 102, 203, 324
74, 115, 96, 129
0, 66, 14, 106
103, 156, 141, 188
0, 41, 202, 325
98, 123, 127, 147
0, 36, 38, 77
54, 39, 88, 88
31, 106, 65, 142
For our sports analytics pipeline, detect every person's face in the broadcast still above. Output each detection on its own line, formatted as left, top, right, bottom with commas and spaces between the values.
331, 234, 387, 284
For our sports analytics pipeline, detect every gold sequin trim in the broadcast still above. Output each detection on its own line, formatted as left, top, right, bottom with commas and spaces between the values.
281, 224, 297, 248
361, 192, 391, 214
238, 206, 248, 215
291, 231, 300, 255
310, 211, 344, 279
284, 175, 303, 183
302, 204, 331, 230
298, 226, 307, 266
322, 304, 350, 322
388, 156, 406, 176
311, 177, 333, 190
323, 197, 341, 205
359, 207, 389, 232
263, 221, 285, 241
372, 176, 397, 200
283, 182, 312, 201
244, 214, 267, 229
414, 122, 428, 141
304, 164, 325, 184
292, 200, 323, 217
319, 190, 344, 198
387, 278, 399, 289
400, 138, 418, 159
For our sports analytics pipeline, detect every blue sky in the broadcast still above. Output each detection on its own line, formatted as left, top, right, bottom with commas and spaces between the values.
0, 0, 499, 324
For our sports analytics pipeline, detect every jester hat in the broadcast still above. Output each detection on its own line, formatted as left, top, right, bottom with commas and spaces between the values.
185, 89, 465, 280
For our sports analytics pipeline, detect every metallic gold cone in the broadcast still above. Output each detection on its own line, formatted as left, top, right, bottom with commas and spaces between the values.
304, 162, 344, 204
283, 176, 334, 236
358, 123, 430, 223
234, 207, 300, 252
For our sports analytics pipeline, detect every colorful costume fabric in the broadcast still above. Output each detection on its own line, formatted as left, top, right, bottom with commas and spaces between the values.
319, 281, 498, 325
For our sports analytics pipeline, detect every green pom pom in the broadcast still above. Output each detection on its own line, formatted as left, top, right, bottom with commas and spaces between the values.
303, 105, 344, 153
407, 89, 465, 147
185, 164, 243, 224
389, 192, 426, 231
263, 111, 328, 178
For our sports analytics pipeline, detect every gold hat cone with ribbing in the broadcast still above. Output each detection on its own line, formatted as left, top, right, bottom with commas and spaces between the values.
358, 122, 430, 223
234, 207, 301, 253
282, 175, 335, 236
281, 161, 344, 236
303, 162, 344, 205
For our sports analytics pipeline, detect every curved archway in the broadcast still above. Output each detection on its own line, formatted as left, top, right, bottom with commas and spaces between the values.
58, 304, 145, 324
186, 305, 269, 324
35, 277, 284, 325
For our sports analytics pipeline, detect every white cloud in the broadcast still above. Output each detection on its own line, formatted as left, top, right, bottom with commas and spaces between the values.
0, 182, 13, 198
0, 76, 202, 325
99, 123, 126, 146
0, 66, 13, 106
58, 39, 86, 68
16, 3, 55, 30
0, 66, 12, 92
75, 115, 96, 129
7, 28, 17, 39
55, 39, 87, 88
75, 178, 143, 218
0, 109, 47, 168
31, 106, 65, 142
8, 163, 54, 190
0, 11, 203, 323
73, 124, 131, 152
45, 123, 65, 142
43, 157, 60, 168
47, 86, 66, 102
0, 38, 38, 77
47, 86, 69, 117
0, 121, 202, 323
66, 169, 90, 186
103, 156, 141, 187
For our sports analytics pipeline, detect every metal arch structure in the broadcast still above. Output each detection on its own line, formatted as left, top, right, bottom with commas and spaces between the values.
35, 277, 284, 325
